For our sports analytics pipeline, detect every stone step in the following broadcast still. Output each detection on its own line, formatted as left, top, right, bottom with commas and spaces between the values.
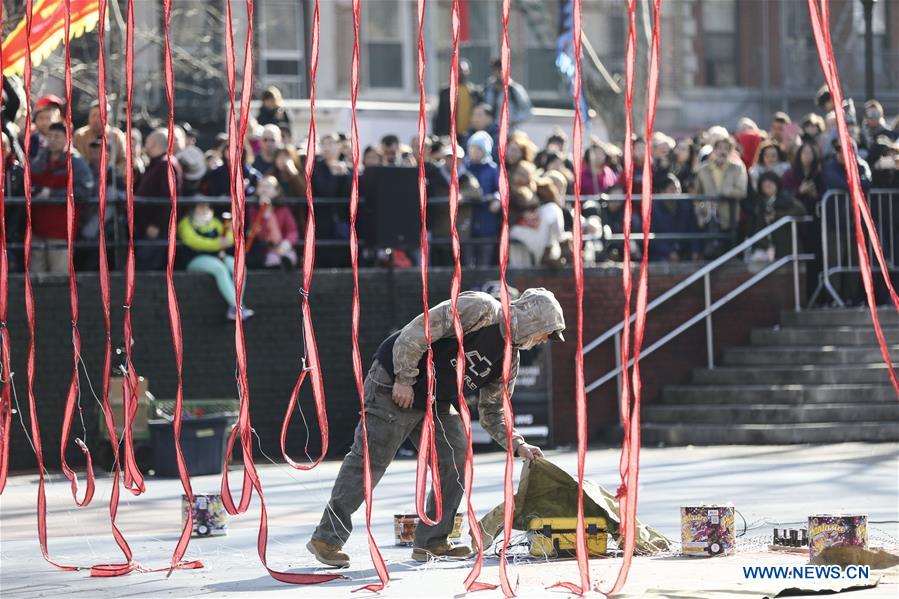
643, 403, 899, 425
692, 364, 898, 385
662, 384, 896, 405
751, 327, 899, 346
641, 421, 899, 445
780, 308, 899, 328
723, 345, 899, 366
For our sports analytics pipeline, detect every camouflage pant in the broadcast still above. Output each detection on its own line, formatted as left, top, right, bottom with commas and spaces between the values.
312, 360, 467, 549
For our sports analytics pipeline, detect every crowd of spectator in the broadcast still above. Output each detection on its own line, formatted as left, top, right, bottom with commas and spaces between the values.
1, 68, 898, 315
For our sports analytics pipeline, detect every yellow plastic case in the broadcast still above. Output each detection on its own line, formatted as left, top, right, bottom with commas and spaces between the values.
527, 517, 608, 558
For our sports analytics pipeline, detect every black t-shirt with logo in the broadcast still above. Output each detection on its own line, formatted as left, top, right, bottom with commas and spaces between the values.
374, 324, 509, 409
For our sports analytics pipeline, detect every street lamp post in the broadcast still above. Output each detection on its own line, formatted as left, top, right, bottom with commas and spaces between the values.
861, 0, 877, 101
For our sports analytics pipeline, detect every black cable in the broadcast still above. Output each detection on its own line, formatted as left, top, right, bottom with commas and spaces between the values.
736, 509, 748, 538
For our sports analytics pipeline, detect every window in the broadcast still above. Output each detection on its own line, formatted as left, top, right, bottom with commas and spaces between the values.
701, 0, 738, 87
168, 0, 226, 119
434, 0, 499, 91
462, 0, 500, 86
258, 0, 306, 98
364, 0, 407, 90
519, 1, 561, 95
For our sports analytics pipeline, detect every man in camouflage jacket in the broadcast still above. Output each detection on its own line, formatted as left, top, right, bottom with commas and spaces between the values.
308, 288, 566, 566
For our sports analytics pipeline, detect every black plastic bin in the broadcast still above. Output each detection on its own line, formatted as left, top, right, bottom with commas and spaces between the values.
148, 415, 236, 477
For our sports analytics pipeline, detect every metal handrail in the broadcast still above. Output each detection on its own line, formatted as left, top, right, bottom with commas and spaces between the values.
583, 214, 813, 394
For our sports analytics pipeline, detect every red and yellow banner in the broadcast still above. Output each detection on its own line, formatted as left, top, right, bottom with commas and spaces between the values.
2, 0, 100, 76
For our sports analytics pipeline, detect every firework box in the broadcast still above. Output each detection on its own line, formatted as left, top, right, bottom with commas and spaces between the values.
393, 513, 463, 546
680, 505, 735, 557
527, 517, 608, 558
182, 493, 228, 537
808, 515, 867, 560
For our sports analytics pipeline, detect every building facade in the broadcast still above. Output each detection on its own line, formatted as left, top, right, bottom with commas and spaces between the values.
254, 0, 899, 137
27, 0, 899, 139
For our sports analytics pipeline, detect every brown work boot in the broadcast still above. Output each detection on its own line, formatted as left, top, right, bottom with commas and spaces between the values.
307, 538, 350, 568
412, 542, 474, 562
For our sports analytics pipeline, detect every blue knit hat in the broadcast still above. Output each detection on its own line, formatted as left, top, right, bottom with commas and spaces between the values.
467, 130, 493, 158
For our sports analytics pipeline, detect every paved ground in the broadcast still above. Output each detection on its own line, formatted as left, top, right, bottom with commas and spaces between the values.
1, 443, 897, 598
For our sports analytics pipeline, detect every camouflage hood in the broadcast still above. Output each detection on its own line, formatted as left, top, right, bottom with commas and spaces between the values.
509, 288, 565, 347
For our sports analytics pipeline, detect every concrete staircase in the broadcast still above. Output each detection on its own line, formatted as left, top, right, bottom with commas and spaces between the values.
642, 308, 899, 445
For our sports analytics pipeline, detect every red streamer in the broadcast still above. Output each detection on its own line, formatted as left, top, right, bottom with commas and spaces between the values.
606, 1, 661, 594
448, 0, 494, 591
84, 0, 139, 577
413, 0, 444, 532
59, 0, 96, 510
805, 0, 899, 396
119, 0, 144, 496
160, 0, 204, 575
549, 0, 590, 593
20, 0, 79, 572
495, 0, 518, 596
347, 0, 389, 591
0, 0, 11, 495
280, 0, 331, 472
616, 0, 637, 516
216, 0, 340, 584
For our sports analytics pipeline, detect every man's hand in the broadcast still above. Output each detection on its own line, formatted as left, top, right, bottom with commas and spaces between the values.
516, 443, 544, 461
392, 383, 414, 409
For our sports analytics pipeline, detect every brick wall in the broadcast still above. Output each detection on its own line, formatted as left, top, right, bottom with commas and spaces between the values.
3, 264, 800, 471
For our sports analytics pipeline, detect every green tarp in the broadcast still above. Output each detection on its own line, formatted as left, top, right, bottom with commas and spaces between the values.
477, 457, 671, 555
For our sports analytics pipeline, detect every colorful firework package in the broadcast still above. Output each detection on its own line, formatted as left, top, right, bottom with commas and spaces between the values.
182, 493, 228, 537
394, 513, 463, 546
681, 505, 735, 557
808, 515, 867, 560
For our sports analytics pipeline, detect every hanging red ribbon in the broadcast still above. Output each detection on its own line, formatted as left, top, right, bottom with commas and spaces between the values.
549, 0, 590, 593
0, 3, 9, 497
806, 0, 899, 397
345, 0, 390, 591
218, 0, 254, 517
0, 0, 12, 497
20, 0, 79, 572
279, 0, 331, 473
495, 0, 518, 596
448, 0, 494, 592
616, 0, 637, 512
606, 1, 661, 595
119, 0, 145, 497
413, 0, 444, 533
84, 0, 140, 577
159, 0, 204, 575
216, 0, 341, 584
59, 0, 96, 510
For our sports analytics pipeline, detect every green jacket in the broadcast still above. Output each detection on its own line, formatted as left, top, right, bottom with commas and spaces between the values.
177, 215, 233, 259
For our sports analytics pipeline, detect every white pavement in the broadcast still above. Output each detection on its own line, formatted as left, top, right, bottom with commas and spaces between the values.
1, 443, 898, 598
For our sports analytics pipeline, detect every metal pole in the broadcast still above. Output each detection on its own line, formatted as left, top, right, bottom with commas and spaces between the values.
704, 273, 714, 369
792, 220, 800, 312
614, 331, 622, 400
862, 0, 876, 101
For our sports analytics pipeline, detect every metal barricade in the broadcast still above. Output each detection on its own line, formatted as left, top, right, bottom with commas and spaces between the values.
809, 188, 898, 307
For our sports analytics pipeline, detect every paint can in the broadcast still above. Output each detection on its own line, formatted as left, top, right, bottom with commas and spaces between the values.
393, 513, 463, 546
182, 493, 228, 537
808, 515, 867, 559
680, 505, 735, 557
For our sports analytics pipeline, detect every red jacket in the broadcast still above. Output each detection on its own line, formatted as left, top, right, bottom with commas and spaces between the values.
30, 149, 93, 239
